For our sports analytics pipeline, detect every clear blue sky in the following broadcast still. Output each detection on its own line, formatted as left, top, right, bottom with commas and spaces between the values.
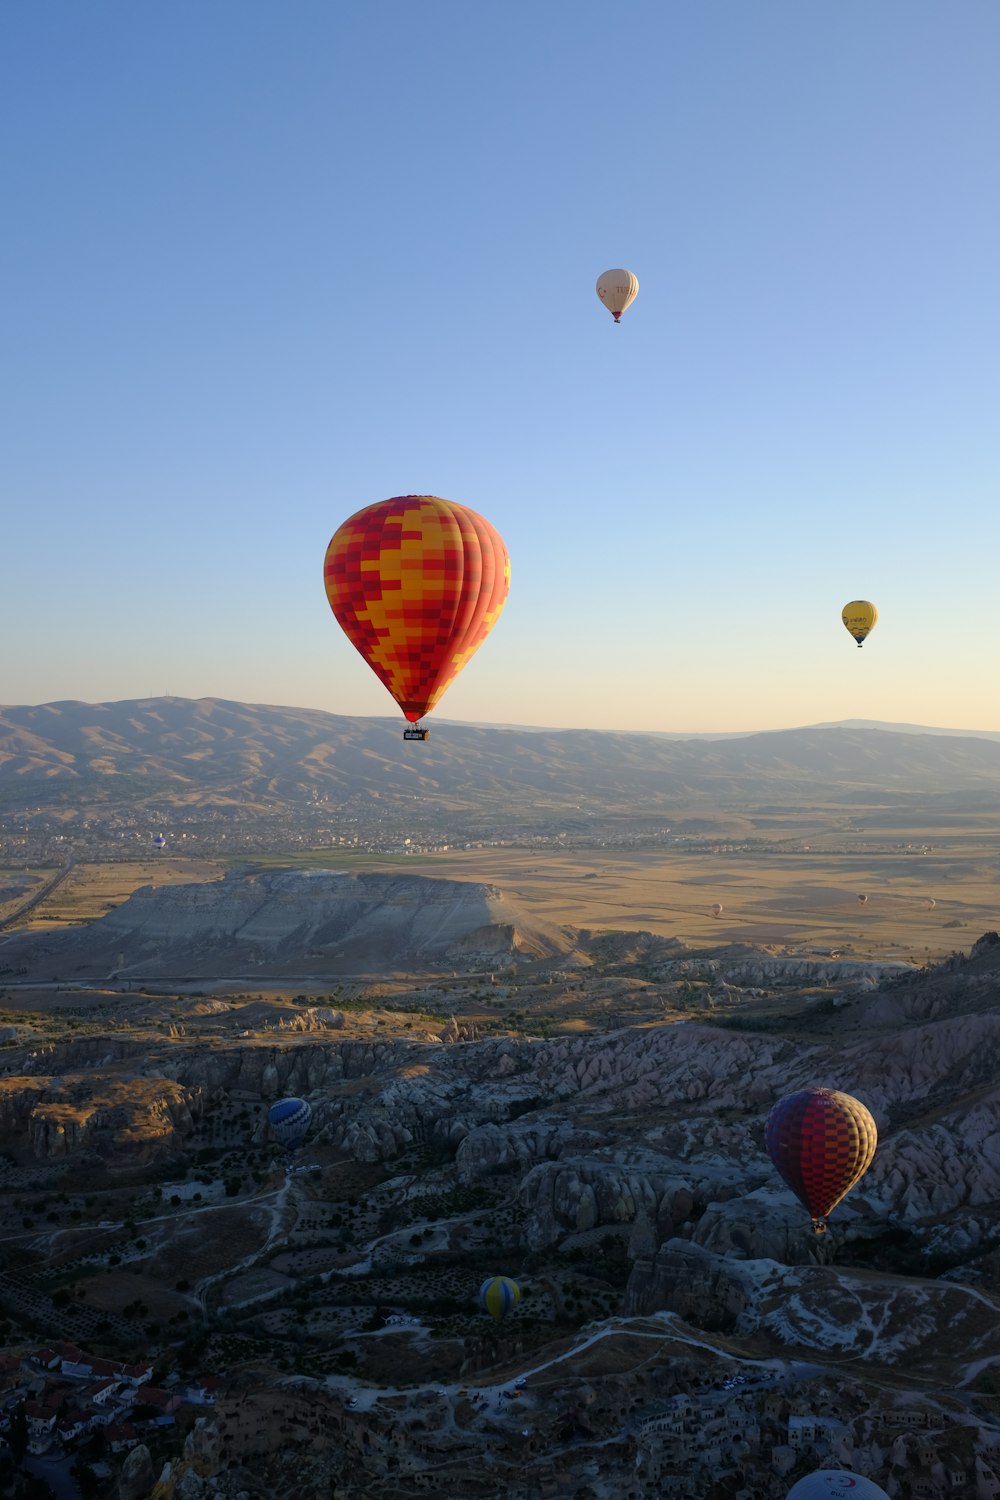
3, 1, 999, 732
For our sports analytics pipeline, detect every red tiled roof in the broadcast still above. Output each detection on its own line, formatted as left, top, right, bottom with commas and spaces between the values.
135, 1386, 174, 1408
106, 1422, 138, 1442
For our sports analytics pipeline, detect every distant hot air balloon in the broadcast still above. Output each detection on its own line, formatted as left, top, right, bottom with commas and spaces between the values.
923, 897, 936, 910
711, 903, 723, 918
152, 834, 166, 850
324, 496, 510, 741
479, 1275, 521, 1323
856, 893, 868, 905
842, 600, 878, 648
786, 1472, 890, 1499
765, 1088, 877, 1234
595, 269, 638, 323
268, 1097, 313, 1153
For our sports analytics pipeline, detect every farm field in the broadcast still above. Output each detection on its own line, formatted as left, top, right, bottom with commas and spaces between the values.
4, 816, 999, 966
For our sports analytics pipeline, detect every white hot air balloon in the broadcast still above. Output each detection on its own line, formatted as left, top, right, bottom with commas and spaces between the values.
786, 1471, 890, 1500
710, 902, 723, 918
595, 268, 638, 323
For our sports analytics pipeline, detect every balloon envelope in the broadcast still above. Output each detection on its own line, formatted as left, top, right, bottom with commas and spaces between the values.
269, 1097, 313, 1152
324, 495, 510, 722
923, 897, 936, 909
765, 1088, 877, 1231
786, 1472, 890, 1499
596, 268, 638, 322
479, 1275, 521, 1322
711, 903, 723, 917
842, 600, 878, 646
857, 893, 868, 905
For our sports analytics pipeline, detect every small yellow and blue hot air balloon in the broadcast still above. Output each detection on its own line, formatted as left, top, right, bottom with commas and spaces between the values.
479, 1275, 521, 1322
842, 600, 878, 648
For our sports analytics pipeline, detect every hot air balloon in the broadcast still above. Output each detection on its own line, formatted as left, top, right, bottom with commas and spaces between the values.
268, 1097, 313, 1153
711, 903, 723, 918
842, 600, 877, 648
152, 833, 166, 850
595, 269, 638, 323
479, 1275, 521, 1323
923, 897, 936, 910
786, 1472, 890, 1499
765, 1088, 877, 1234
324, 496, 510, 741
857, 893, 868, 905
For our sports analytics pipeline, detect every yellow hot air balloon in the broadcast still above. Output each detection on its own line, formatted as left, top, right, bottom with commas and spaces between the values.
596, 269, 638, 323
842, 600, 878, 648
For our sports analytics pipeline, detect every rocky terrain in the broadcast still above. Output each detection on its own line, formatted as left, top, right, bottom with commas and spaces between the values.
1, 867, 999, 1497
1, 867, 578, 980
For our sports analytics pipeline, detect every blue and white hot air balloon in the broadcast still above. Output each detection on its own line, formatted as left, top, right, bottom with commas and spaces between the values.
786, 1473, 890, 1499
152, 833, 166, 850
268, 1097, 313, 1153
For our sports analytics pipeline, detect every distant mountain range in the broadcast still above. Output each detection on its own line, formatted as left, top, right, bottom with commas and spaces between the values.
2, 698, 1000, 829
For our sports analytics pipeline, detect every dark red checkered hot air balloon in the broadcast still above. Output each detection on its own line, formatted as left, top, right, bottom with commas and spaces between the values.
765, 1088, 877, 1234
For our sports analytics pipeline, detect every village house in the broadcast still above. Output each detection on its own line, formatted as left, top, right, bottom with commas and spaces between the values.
134, 1385, 181, 1415
183, 1374, 222, 1404
56, 1347, 94, 1380
29, 1348, 60, 1373
880, 1405, 932, 1429
24, 1399, 58, 1453
975, 1459, 1000, 1500
82, 1377, 120, 1407
105, 1421, 140, 1454
56, 1413, 89, 1445
635, 1397, 686, 1439
787, 1413, 848, 1458
657, 1477, 696, 1497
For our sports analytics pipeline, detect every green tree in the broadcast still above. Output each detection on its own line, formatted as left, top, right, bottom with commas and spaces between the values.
8, 1400, 28, 1461
71, 1461, 100, 1499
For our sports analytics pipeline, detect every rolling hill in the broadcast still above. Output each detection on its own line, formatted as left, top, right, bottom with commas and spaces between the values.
2, 696, 1000, 824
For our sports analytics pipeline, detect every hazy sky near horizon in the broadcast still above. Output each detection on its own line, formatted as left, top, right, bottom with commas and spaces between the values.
3, 2, 999, 734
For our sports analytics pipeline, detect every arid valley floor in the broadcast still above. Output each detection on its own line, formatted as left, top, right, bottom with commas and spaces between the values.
2, 828, 1000, 1500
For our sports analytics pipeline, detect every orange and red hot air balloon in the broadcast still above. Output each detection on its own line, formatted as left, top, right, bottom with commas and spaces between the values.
765, 1088, 877, 1234
324, 495, 510, 741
